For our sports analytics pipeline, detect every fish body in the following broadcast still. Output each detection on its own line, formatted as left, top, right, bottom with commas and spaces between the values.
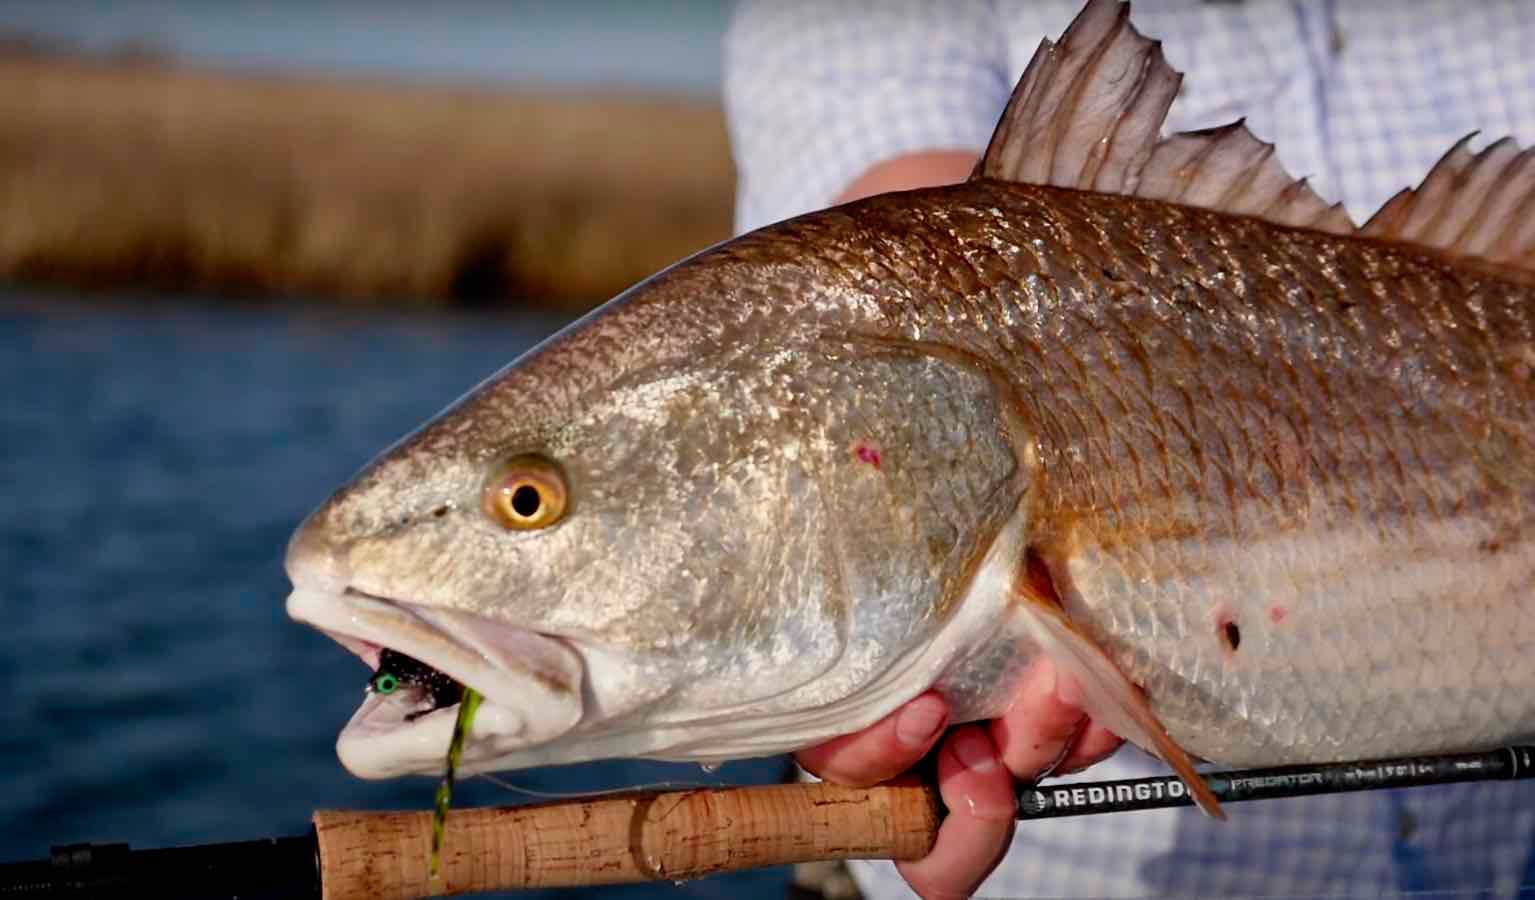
286, 0, 1535, 798
819, 179, 1535, 766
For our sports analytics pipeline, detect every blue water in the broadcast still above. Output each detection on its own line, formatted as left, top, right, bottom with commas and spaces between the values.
0, 291, 791, 897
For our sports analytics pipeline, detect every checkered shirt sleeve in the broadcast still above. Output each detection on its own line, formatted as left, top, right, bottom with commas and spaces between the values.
724, 0, 1013, 236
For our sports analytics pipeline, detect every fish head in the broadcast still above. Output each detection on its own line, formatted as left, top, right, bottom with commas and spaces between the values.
285, 245, 1031, 779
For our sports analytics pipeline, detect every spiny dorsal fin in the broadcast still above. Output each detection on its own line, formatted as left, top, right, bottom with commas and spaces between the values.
1362, 134, 1535, 271
973, 0, 1353, 236
1137, 123, 1354, 234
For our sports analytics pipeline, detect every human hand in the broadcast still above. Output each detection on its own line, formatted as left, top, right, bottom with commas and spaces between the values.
795, 659, 1123, 899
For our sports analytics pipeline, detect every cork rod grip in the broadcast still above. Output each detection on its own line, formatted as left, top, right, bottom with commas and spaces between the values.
313, 781, 940, 899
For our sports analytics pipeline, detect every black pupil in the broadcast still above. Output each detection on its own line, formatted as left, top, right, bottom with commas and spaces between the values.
510, 484, 542, 518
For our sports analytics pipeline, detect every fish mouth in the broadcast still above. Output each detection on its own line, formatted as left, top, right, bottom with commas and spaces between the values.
286, 588, 584, 779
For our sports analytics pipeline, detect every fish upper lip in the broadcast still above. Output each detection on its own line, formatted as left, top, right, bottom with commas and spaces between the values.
287, 587, 500, 708
285, 586, 585, 778
331, 588, 482, 674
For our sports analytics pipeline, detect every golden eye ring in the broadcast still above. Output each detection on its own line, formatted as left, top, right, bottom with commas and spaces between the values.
483, 455, 567, 530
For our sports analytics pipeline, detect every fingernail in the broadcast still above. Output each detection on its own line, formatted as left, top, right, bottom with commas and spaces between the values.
896, 695, 948, 748
952, 729, 998, 773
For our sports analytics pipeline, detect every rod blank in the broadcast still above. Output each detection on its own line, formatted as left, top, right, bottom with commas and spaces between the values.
1017, 745, 1534, 819
0, 836, 317, 899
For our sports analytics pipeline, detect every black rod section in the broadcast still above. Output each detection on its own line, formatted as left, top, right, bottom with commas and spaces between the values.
0, 833, 318, 899
1016, 745, 1535, 819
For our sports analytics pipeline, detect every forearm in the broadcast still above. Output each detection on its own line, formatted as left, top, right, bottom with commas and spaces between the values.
832, 150, 981, 205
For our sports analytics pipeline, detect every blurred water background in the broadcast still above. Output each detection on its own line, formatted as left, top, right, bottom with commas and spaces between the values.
0, 2, 801, 897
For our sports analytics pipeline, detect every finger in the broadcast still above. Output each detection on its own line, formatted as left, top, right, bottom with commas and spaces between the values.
795, 692, 949, 787
989, 658, 1121, 779
897, 725, 1017, 900
1054, 720, 1124, 775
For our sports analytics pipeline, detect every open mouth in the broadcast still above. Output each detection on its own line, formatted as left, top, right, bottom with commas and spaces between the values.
286, 587, 584, 778
368, 647, 466, 721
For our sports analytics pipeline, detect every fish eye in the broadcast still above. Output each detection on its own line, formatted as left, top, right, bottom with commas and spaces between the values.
483, 454, 567, 530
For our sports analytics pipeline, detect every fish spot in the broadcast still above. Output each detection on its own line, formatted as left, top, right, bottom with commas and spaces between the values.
1480, 538, 1504, 555
852, 440, 882, 469
1268, 605, 1288, 625
1221, 621, 1242, 653
1211, 604, 1240, 656
431, 505, 450, 519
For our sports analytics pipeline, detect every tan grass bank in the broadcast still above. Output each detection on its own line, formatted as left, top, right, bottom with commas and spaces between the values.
0, 51, 735, 311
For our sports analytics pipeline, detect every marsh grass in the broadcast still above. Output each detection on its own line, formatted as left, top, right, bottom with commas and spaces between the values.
0, 52, 735, 310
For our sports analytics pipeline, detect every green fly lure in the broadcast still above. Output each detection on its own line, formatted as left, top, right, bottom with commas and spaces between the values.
365, 649, 480, 879
431, 686, 483, 879
368, 648, 463, 716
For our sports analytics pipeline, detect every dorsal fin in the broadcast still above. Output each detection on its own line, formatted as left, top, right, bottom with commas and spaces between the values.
973, 0, 1353, 235
1362, 134, 1535, 272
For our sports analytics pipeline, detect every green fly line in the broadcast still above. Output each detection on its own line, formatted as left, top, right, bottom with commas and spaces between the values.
430, 686, 484, 879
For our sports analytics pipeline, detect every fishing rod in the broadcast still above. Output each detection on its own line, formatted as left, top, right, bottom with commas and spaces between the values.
4, 745, 1530, 899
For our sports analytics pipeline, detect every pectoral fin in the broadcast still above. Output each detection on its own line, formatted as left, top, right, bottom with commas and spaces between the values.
1015, 552, 1225, 819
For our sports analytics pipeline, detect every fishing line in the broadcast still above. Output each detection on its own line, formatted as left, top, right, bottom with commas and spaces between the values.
476, 771, 722, 801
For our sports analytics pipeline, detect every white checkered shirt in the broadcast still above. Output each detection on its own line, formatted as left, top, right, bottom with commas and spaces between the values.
725, 1, 1535, 897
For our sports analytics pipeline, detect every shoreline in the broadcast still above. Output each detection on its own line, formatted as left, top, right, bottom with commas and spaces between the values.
0, 51, 735, 312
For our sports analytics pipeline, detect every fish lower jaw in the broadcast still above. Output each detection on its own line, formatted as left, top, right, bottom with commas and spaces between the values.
285, 587, 585, 779
335, 694, 565, 779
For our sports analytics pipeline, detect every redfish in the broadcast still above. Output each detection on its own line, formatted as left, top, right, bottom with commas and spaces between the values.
285, 0, 1535, 817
